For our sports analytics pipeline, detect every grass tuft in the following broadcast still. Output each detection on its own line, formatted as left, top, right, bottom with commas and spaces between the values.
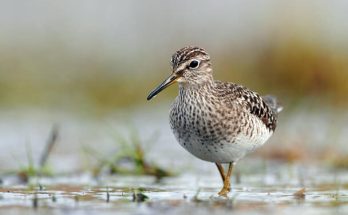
85, 128, 174, 180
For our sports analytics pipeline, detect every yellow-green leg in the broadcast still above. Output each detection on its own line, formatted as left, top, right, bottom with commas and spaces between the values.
216, 162, 234, 197
215, 163, 226, 182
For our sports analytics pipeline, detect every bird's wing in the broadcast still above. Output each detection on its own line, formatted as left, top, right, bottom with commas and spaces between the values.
214, 81, 278, 131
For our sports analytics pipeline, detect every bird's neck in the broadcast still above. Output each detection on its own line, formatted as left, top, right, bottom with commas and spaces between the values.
178, 79, 215, 99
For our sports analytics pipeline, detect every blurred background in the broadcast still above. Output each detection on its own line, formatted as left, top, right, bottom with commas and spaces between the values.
0, 0, 348, 173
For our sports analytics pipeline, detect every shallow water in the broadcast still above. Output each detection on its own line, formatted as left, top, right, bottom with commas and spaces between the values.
1, 164, 348, 215
0, 106, 347, 214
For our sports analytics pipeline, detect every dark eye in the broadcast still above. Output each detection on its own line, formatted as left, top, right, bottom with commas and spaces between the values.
189, 60, 200, 69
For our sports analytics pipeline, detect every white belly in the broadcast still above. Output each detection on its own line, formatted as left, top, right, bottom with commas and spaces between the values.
171, 114, 273, 163
178, 132, 272, 163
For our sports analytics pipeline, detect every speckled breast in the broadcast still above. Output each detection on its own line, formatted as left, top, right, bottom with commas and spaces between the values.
169, 95, 272, 163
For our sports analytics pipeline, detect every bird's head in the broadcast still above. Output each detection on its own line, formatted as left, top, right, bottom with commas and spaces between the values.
147, 46, 213, 100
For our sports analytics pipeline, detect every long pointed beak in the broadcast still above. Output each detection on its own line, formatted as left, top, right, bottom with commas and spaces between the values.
147, 73, 179, 100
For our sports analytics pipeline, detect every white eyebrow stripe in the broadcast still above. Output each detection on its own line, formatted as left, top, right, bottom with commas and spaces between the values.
176, 63, 187, 71
184, 48, 206, 60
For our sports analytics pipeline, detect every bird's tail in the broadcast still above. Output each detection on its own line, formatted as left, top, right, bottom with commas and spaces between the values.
262, 95, 283, 114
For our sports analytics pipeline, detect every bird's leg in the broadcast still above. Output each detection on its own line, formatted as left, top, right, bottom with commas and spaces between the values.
215, 163, 226, 183
218, 162, 234, 197
225, 162, 234, 192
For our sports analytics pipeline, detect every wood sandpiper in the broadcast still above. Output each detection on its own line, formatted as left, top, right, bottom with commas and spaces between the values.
147, 46, 282, 197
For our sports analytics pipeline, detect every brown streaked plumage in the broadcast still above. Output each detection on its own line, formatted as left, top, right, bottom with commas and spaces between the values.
147, 46, 282, 197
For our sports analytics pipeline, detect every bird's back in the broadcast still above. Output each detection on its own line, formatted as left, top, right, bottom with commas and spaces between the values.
213, 80, 281, 132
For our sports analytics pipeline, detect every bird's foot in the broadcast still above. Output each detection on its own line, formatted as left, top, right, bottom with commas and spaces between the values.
218, 180, 231, 197
217, 183, 231, 197
218, 188, 229, 197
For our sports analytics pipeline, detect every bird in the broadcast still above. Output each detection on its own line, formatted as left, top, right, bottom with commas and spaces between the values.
147, 46, 282, 197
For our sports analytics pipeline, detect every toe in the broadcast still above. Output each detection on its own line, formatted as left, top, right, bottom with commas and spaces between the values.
218, 189, 229, 197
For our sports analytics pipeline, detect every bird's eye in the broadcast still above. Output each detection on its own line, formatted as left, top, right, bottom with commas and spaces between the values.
189, 60, 200, 69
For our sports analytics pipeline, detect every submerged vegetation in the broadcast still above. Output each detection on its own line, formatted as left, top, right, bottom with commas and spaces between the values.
85, 128, 173, 180
16, 126, 59, 183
